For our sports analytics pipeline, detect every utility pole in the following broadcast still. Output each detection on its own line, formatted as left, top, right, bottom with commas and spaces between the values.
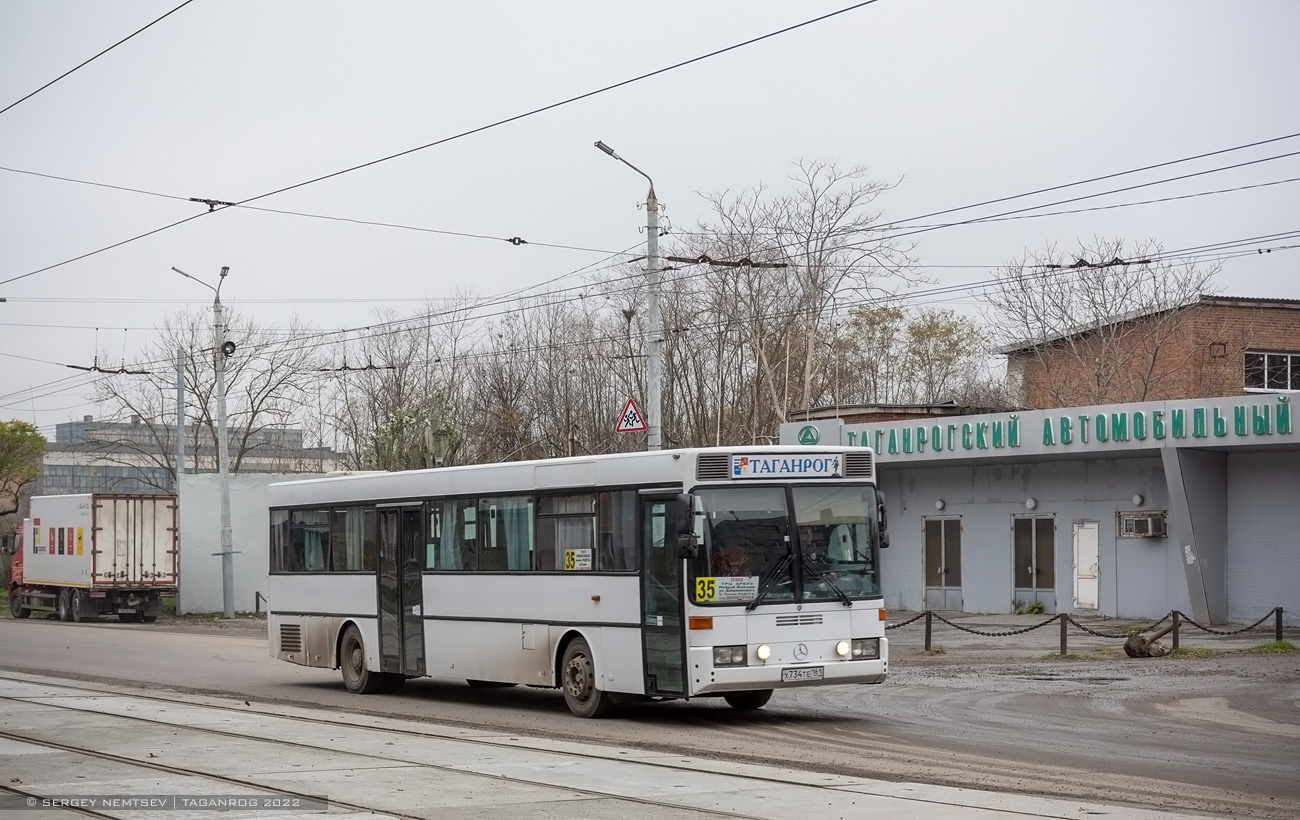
174, 347, 185, 615
595, 140, 663, 450
172, 265, 235, 619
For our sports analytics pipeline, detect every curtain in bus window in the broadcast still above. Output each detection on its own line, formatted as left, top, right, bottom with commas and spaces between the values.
435, 499, 476, 570
330, 507, 368, 571
478, 497, 533, 571
269, 510, 289, 572
598, 491, 638, 570
290, 510, 330, 572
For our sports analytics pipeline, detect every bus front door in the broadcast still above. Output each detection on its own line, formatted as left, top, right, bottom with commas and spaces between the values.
378, 505, 426, 677
641, 496, 685, 696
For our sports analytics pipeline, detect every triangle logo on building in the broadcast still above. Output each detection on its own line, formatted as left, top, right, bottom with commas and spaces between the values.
616, 399, 647, 433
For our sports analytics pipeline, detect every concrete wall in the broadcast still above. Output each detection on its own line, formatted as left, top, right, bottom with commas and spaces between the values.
1226, 451, 1300, 623
879, 457, 1180, 618
178, 473, 308, 614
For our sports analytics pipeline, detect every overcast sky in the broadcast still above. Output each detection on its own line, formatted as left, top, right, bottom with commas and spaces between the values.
2, 1, 1298, 437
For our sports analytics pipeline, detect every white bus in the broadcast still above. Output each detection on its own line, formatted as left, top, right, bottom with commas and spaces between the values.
267, 446, 889, 717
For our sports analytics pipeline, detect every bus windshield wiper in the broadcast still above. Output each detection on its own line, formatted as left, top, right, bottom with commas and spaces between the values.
745, 552, 793, 612
800, 556, 853, 607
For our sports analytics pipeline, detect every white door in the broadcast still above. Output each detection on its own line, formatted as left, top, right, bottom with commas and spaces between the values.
1072, 521, 1099, 610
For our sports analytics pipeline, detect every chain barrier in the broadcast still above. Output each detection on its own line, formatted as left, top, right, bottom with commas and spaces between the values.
887, 607, 1286, 654
1065, 612, 1171, 640
929, 610, 1061, 637
1180, 608, 1277, 636
884, 612, 926, 630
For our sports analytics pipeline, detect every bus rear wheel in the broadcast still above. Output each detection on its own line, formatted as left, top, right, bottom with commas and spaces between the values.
9, 588, 30, 619
340, 625, 385, 694
561, 637, 614, 718
723, 689, 774, 710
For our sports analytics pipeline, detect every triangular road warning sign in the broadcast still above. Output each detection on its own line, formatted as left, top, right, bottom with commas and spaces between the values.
616, 398, 647, 432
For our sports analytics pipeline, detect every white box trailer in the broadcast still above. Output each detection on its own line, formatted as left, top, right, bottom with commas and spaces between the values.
8, 494, 177, 623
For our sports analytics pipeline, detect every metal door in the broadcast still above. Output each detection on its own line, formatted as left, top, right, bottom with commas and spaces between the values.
1072, 521, 1099, 610
1013, 516, 1056, 612
923, 518, 963, 610
640, 496, 684, 696
377, 506, 426, 677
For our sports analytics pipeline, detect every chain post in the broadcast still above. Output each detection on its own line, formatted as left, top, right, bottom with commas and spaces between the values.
1172, 610, 1180, 651
924, 610, 932, 652
1059, 613, 1067, 656
1277, 607, 1284, 643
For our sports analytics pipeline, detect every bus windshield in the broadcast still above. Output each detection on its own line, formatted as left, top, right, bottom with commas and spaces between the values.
688, 484, 881, 606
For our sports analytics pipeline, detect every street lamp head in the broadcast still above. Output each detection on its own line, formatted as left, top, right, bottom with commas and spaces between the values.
594, 140, 616, 157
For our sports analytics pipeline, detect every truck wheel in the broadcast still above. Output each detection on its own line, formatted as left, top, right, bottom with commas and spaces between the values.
340, 625, 384, 694
9, 588, 31, 619
561, 637, 615, 718
70, 590, 85, 623
57, 589, 72, 622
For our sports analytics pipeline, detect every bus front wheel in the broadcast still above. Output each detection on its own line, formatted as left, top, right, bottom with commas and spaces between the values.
561, 637, 614, 718
723, 689, 774, 710
340, 625, 385, 694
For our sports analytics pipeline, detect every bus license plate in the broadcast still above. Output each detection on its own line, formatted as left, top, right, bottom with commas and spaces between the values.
781, 666, 823, 682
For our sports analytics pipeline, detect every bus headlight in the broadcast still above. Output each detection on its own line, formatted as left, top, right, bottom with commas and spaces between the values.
851, 638, 880, 660
756, 644, 771, 661
836, 640, 851, 657
713, 645, 747, 667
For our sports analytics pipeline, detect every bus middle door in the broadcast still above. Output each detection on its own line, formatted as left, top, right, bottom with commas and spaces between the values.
377, 505, 426, 677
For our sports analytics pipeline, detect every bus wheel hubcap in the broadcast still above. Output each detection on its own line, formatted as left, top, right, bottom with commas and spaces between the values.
566, 655, 592, 700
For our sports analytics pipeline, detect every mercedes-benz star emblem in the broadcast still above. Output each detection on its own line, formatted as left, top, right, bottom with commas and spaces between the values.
793, 643, 808, 660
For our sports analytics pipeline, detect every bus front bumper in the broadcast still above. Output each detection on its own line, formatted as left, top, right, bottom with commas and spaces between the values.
687, 638, 888, 695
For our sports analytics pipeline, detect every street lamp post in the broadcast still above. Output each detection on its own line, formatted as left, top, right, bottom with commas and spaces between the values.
172, 265, 235, 619
594, 140, 663, 451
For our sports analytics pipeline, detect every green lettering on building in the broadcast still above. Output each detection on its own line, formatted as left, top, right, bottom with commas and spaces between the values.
916, 426, 928, 452
1213, 407, 1228, 437
1077, 415, 1090, 443
1252, 405, 1271, 435
1043, 418, 1055, 445
1060, 416, 1073, 444
1009, 416, 1020, 447
961, 423, 973, 450
992, 421, 1004, 448
1280, 398, 1292, 434
1193, 408, 1207, 438
902, 427, 912, 454
1172, 408, 1185, 438
1234, 406, 1248, 436
888, 429, 898, 454
1133, 411, 1146, 441
931, 425, 943, 452
1152, 410, 1165, 439
1110, 413, 1128, 442
1095, 414, 1108, 442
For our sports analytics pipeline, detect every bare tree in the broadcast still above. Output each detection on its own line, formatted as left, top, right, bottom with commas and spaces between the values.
982, 238, 1220, 407
90, 309, 324, 487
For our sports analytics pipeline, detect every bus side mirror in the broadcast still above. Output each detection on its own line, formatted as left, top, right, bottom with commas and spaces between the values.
877, 503, 890, 549
674, 493, 698, 558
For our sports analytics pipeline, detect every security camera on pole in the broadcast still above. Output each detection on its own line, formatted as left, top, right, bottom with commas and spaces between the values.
594, 140, 663, 451
172, 265, 236, 619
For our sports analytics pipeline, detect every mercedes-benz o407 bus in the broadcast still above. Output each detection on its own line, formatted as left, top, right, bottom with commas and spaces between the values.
267, 446, 889, 717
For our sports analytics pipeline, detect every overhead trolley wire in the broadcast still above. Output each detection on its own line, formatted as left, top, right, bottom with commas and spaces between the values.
0, 0, 199, 117
0, 0, 883, 289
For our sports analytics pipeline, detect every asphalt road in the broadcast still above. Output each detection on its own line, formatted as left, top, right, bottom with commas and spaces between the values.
2, 615, 1297, 819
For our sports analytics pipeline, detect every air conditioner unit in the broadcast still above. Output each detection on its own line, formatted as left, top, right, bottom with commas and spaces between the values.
1118, 511, 1167, 539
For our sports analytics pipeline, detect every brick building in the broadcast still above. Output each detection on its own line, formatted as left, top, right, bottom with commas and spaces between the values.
1001, 295, 1300, 408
